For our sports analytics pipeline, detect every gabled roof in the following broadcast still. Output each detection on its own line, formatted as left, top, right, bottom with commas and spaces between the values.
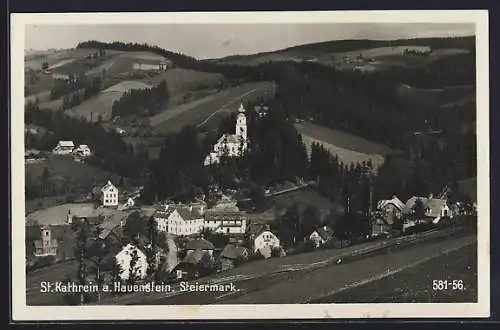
217, 134, 242, 145
377, 196, 405, 211
403, 196, 448, 217
312, 226, 335, 241
186, 238, 215, 250
154, 205, 203, 221
101, 180, 117, 193
220, 244, 248, 260
183, 249, 211, 265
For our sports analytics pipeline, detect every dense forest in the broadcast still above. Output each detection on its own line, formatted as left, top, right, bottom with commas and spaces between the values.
111, 80, 169, 117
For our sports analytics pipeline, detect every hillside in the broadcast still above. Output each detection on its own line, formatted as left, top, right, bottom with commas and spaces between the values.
213, 36, 475, 69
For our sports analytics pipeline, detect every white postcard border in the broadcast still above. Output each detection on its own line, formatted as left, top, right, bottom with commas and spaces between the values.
11, 10, 490, 320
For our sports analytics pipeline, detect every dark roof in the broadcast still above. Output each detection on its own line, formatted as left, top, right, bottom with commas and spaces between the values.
220, 244, 248, 260
314, 226, 335, 241
204, 211, 247, 221
186, 238, 215, 250
154, 206, 203, 221
183, 249, 212, 267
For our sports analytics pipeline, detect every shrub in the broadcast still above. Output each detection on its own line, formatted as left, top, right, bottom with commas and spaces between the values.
270, 247, 281, 258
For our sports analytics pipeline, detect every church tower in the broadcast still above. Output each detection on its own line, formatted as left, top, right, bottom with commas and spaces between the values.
235, 103, 247, 141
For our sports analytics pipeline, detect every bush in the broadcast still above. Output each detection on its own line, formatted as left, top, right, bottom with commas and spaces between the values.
270, 247, 282, 258
247, 250, 265, 261
294, 240, 316, 254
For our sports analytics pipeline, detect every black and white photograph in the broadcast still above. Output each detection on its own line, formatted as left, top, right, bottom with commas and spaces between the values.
11, 10, 490, 320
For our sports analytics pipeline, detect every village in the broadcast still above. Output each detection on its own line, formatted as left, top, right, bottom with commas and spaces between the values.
25, 102, 477, 305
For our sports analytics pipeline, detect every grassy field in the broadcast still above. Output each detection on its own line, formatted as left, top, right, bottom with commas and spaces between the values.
397, 84, 476, 108
294, 121, 394, 169
151, 81, 275, 134
25, 72, 56, 97
322, 243, 477, 303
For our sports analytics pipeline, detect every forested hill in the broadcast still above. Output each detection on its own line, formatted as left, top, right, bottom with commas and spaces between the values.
213, 36, 475, 62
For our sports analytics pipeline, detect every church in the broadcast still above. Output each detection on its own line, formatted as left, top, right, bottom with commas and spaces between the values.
204, 103, 248, 166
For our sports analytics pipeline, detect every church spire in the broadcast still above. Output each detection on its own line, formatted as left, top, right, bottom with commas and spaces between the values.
238, 103, 245, 113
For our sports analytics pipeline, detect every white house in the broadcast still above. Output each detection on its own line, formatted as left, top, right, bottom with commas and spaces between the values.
115, 244, 148, 281
403, 194, 452, 224
309, 225, 335, 248
253, 230, 281, 259
153, 204, 204, 236
73, 144, 92, 157
101, 180, 119, 207
204, 104, 248, 166
52, 141, 75, 155
125, 198, 135, 208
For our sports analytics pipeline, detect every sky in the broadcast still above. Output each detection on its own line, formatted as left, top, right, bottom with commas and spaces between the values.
25, 23, 475, 60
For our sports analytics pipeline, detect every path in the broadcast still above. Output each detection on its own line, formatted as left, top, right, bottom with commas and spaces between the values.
196, 88, 259, 127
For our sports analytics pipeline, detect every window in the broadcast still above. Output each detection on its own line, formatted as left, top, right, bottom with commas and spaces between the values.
227, 228, 230, 233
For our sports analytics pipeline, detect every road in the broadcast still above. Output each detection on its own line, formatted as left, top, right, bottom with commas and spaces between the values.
140, 233, 475, 305
196, 88, 259, 127
238, 181, 314, 202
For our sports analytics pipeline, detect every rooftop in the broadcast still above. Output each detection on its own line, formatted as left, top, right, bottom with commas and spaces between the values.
186, 238, 215, 251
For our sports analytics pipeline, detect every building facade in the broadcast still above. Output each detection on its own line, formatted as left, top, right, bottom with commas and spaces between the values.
73, 144, 92, 157
52, 141, 75, 155
34, 226, 59, 257
154, 205, 204, 236
253, 230, 281, 258
101, 180, 119, 207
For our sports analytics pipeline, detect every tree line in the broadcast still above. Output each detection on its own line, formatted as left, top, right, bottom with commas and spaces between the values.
112, 80, 169, 117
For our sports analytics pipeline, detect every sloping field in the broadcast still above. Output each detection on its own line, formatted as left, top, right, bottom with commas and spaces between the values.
151, 81, 275, 134
295, 122, 394, 169
397, 84, 476, 107
65, 81, 152, 121
25, 48, 111, 71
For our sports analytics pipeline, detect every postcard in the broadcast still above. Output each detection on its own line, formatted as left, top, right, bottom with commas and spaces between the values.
11, 10, 489, 320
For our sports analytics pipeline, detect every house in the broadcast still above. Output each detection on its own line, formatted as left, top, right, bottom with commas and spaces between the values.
132, 58, 171, 71
171, 249, 215, 280
51, 72, 70, 80
376, 195, 405, 224
204, 104, 248, 166
52, 140, 75, 155
403, 194, 452, 224
309, 225, 335, 248
253, 229, 281, 259
125, 197, 135, 208
73, 144, 92, 157
101, 180, 119, 207
218, 244, 249, 271
185, 238, 215, 256
203, 210, 247, 235
153, 204, 204, 236
115, 243, 148, 281
116, 127, 127, 136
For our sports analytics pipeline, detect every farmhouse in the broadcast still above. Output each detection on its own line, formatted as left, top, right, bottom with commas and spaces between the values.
101, 180, 119, 207
73, 144, 92, 157
204, 104, 248, 166
52, 140, 75, 155
253, 229, 281, 259
403, 194, 452, 224
115, 243, 148, 281
132, 58, 171, 71
309, 225, 335, 248
153, 204, 204, 236
218, 244, 249, 271
172, 249, 215, 280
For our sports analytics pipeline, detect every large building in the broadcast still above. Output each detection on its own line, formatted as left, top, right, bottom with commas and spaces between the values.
153, 204, 205, 236
204, 104, 248, 166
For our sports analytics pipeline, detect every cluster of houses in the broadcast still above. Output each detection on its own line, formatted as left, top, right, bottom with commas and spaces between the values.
52, 140, 92, 158
372, 193, 475, 236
